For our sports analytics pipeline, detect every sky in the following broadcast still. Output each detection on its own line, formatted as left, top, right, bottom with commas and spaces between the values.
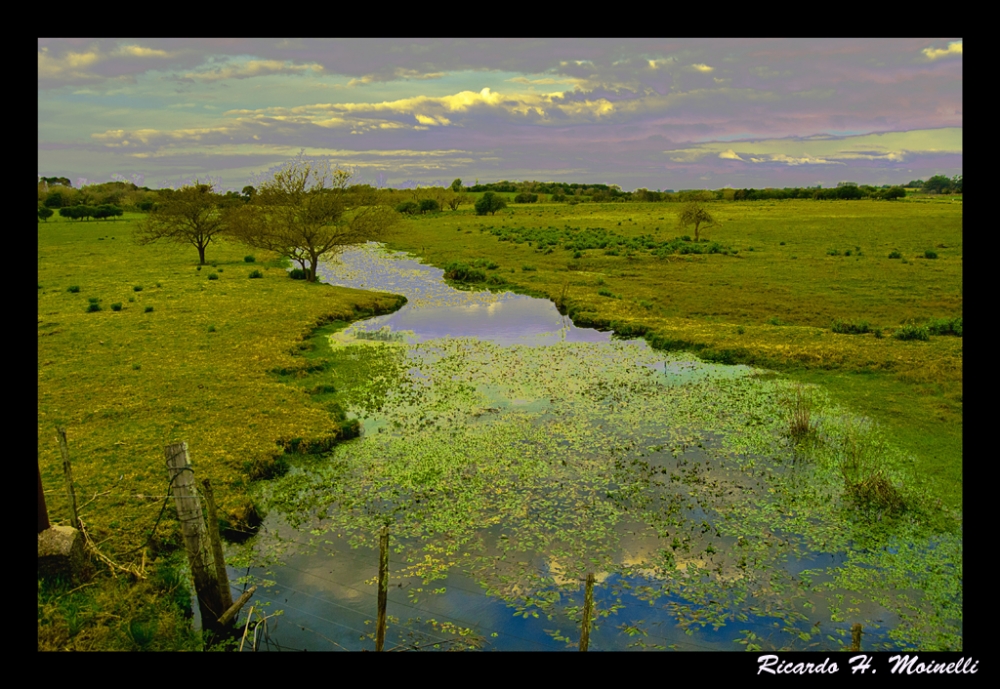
38, 38, 962, 192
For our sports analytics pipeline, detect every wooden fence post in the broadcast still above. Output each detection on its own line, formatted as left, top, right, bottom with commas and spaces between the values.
376, 526, 389, 651
165, 442, 225, 635
56, 427, 80, 530
850, 623, 863, 652
201, 478, 234, 614
579, 572, 595, 651
38, 461, 50, 533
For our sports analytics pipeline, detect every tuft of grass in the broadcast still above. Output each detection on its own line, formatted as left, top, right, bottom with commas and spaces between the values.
244, 255, 256, 263
288, 268, 308, 280
893, 323, 929, 341
207, 324, 216, 332
835, 418, 905, 515
68, 285, 80, 293
521, 265, 536, 271
888, 250, 902, 259
826, 248, 840, 256
86, 303, 101, 313
785, 384, 817, 443
927, 317, 962, 336
831, 319, 871, 335
924, 250, 938, 259
133, 285, 143, 292
248, 269, 263, 279
144, 305, 154, 313
207, 273, 219, 280
110, 303, 123, 312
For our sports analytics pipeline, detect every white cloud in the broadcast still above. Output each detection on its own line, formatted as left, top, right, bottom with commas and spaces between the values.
718, 149, 744, 161
922, 41, 962, 60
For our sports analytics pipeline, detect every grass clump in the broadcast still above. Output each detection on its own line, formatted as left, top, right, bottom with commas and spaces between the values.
443, 262, 486, 283
833, 418, 906, 516
888, 250, 902, 259
831, 319, 871, 335
133, 285, 143, 292
288, 268, 308, 280
110, 303, 123, 312
248, 269, 263, 279
207, 273, 219, 281
86, 303, 101, 313
67, 285, 80, 293
785, 384, 818, 444
144, 306, 154, 313
244, 255, 256, 263
924, 250, 938, 259
927, 317, 962, 336
893, 324, 929, 341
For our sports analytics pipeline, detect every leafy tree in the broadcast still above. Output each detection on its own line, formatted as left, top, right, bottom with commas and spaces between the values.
445, 191, 470, 210
677, 202, 716, 241
38, 206, 53, 222
922, 175, 953, 194
395, 201, 420, 215
514, 192, 538, 203
241, 185, 256, 202
450, 178, 463, 192
475, 191, 508, 216
135, 184, 227, 264
880, 186, 906, 200
951, 174, 962, 193
418, 198, 441, 213
225, 155, 398, 282
92, 204, 123, 220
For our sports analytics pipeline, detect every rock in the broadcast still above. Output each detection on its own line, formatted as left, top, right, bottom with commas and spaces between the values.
37, 525, 86, 583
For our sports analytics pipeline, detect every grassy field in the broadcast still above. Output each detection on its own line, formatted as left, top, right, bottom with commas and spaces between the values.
384, 198, 963, 508
37, 213, 405, 649
37, 197, 962, 650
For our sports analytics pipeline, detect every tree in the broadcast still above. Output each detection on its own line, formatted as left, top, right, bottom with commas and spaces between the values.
38, 206, 53, 222
677, 202, 716, 241
135, 184, 227, 264
225, 155, 398, 282
450, 178, 463, 192
475, 191, 508, 216
922, 175, 953, 194
418, 198, 441, 213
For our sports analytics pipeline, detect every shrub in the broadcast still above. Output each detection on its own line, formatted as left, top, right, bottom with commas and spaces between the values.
67, 285, 80, 293
779, 241, 786, 246
133, 285, 143, 292
243, 451, 289, 481
395, 201, 420, 215
418, 199, 441, 213
927, 317, 962, 336
38, 207, 54, 222
207, 325, 216, 332
893, 324, 929, 341
826, 248, 840, 256
88, 297, 99, 304
471, 259, 499, 270
888, 250, 902, 259
196, 265, 202, 271
924, 250, 938, 259
873, 328, 883, 339
288, 268, 308, 280
522, 265, 536, 271
736, 326, 745, 335
144, 306, 154, 313
831, 320, 871, 335
248, 269, 263, 279
244, 255, 256, 263
573, 251, 583, 259
443, 262, 486, 282
111, 302, 123, 312
86, 303, 101, 313
207, 273, 219, 280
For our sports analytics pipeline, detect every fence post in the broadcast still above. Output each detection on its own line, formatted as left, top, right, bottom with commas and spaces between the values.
579, 572, 595, 651
850, 623, 863, 652
376, 525, 389, 651
38, 461, 50, 533
201, 478, 234, 614
56, 427, 80, 530
165, 442, 225, 635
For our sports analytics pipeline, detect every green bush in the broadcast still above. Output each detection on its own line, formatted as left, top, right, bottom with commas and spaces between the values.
888, 250, 902, 259
244, 255, 256, 263
144, 306, 154, 313
927, 317, 962, 336
111, 302, 123, 312
893, 324, 929, 341
133, 285, 143, 292
86, 303, 101, 313
924, 250, 938, 259
288, 268, 307, 280
826, 248, 840, 256
67, 285, 80, 293
395, 201, 420, 215
522, 265, 536, 271
207, 273, 219, 280
418, 199, 441, 213
443, 262, 486, 282
207, 325, 216, 332
248, 270, 263, 279
831, 320, 871, 335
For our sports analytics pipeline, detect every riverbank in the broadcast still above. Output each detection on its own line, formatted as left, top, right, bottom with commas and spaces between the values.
37, 214, 405, 650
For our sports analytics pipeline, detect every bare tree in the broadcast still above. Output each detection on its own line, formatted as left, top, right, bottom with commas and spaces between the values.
225, 155, 398, 282
135, 184, 226, 264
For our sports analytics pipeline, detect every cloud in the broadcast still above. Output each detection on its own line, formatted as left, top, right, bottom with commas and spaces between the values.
113, 44, 171, 58
665, 128, 961, 165
38, 46, 101, 79
922, 41, 962, 60
184, 60, 323, 82
690, 63, 714, 72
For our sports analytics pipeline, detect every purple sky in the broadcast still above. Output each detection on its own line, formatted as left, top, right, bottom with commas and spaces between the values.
38, 38, 962, 191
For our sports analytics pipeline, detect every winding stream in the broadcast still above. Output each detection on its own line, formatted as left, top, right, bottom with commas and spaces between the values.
231, 243, 961, 652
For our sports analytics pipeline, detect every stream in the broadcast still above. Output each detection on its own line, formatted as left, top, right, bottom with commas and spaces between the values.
229, 242, 961, 652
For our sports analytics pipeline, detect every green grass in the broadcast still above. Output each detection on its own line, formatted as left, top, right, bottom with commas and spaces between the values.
38, 212, 406, 649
